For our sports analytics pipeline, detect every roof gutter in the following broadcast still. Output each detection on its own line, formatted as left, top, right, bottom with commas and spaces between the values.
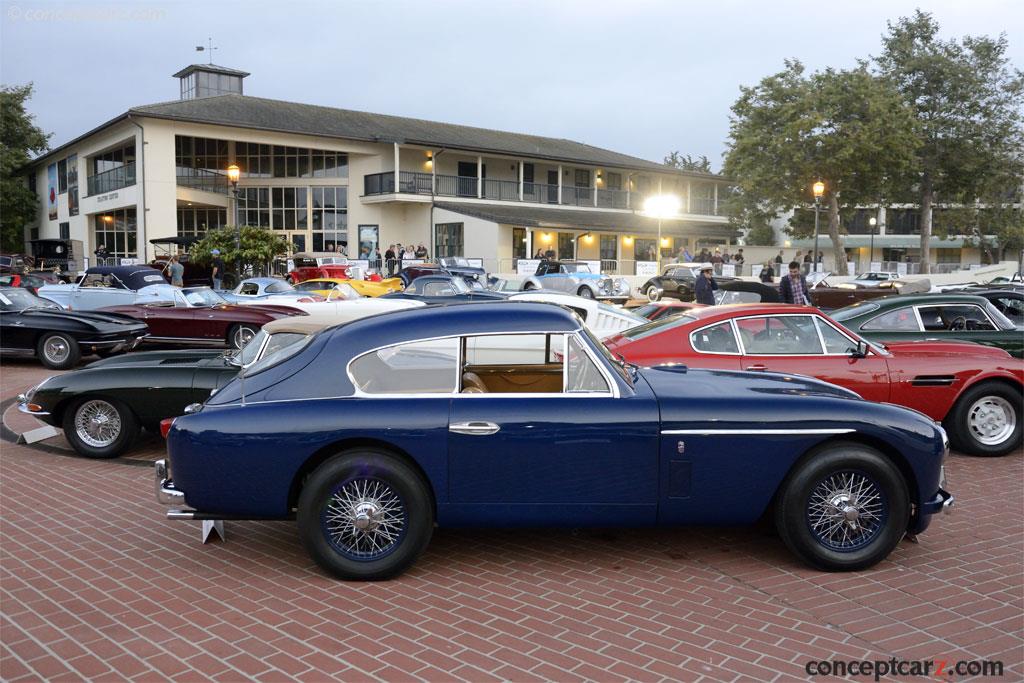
126, 114, 147, 262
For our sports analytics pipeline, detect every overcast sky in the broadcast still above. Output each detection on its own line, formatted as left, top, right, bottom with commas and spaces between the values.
2, 0, 1021, 169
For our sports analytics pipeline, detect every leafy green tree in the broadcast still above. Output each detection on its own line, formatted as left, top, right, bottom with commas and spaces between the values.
189, 226, 292, 276
875, 10, 1024, 273
664, 151, 713, 173
1, 84, 50, 251
723, 60, 919, 270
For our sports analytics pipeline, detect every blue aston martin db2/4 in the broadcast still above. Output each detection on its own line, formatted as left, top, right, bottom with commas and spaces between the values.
158, 302, 953, 580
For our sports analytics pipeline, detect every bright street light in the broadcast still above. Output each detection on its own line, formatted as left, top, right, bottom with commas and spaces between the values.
642, 194, 681, 263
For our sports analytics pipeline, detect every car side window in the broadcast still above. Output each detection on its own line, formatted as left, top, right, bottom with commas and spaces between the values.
691, 321, 739, 354
919, 304, 995, 332
349, 338, 459, 394
239, 283, 259, 295
862, 307, 919, 331
422, 281, 455, 296
816, 318, 857, 354
460, 334, 566, 394
991, 296, 1024, 325
566, 335, 609, 393
735, 316, 822, 355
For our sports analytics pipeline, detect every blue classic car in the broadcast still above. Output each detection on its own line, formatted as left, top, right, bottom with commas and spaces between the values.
158, 302, 952, 580
522, 260, 630, 301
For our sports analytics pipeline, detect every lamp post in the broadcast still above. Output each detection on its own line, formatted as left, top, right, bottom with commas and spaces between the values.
868, 216, 877, 270
812, 180, 825, 274
642, 194, 682, 266
226, 163, 241, 277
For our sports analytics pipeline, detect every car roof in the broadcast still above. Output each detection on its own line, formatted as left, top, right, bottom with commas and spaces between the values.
874, 293, 993, 306
240, 277, 283, 285
262, 314, 342, 335
685, 303, 824, 320
85, 265, 162, 277
292, 252, 349, 260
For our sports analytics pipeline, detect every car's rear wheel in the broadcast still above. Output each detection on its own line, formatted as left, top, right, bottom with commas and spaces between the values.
577, 286, 594, 299
646, 285, 662, 302
297, 450, 434, 580
62, 397, 138, 458
522, 282, 537, 291
945, 383, 1021, 456
774, 443, 908, 571
36, 332, 81, 370
228, 324, 258, 350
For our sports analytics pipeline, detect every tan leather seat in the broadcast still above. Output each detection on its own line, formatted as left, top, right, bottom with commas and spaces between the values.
461, 372, 488, 393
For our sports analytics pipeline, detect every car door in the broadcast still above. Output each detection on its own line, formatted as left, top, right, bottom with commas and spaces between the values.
735, 314, 890, 403
447, 332, 659, 525
142, 291, 199, 339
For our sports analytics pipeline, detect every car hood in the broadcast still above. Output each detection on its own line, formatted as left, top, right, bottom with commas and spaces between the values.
882, 339, 1014, 360
84, 348, 226, 369
637, 365, 861, 402
209, 303, 305, 317
16, 308, 148, 329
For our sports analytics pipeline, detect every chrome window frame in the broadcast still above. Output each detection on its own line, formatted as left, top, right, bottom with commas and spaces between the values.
914, 303, 998, 333
688, 319, 742, 356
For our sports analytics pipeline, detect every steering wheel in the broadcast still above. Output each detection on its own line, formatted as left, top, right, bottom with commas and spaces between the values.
949, 316, 967, 331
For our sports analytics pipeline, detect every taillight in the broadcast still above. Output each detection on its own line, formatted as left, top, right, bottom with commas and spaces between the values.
160, 417, 175, 439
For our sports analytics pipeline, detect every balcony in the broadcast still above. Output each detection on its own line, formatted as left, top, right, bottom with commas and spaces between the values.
86, 162, 136, 196
176, 166, 230, 195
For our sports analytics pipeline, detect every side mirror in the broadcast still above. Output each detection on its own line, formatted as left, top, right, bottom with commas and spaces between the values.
851, 340, 869, 359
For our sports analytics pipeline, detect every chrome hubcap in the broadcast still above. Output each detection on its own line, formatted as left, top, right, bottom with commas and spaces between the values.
234, 327, 256, 349
967, 396, 1015, 446
808, 472, 885, 551
74, 400, 122, 448
43, 337, 69, 363
323, 479, 405, 559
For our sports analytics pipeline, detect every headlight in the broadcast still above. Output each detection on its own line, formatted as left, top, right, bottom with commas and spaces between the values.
615, 278, 630, 294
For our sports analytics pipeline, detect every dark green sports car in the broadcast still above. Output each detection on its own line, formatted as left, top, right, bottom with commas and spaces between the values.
832, 294, 1024, 358
18, 316, 331, 458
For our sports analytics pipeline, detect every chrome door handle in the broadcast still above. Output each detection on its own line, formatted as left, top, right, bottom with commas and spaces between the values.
449, 421, 500, 436
747, 364, 767, 371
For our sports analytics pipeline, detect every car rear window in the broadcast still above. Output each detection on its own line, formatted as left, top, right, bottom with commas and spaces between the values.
618, 314, 698, 341
832, 302, 880, 322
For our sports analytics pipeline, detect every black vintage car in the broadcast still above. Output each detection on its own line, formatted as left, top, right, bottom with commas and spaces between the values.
382, 275, 508, 304
17, 315, 331, 458
640, 263, 739, 302
397, 257, 486, 287
0, 287, 148, 369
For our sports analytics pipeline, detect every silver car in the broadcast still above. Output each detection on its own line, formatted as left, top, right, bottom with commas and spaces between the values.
521, 260, 630, 301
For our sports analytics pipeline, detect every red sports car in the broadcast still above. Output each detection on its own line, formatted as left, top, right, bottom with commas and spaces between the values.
605, 304, 1023, 457
100, 287, 305, 349
287, 252, 352, 283
628, 300, 705, 321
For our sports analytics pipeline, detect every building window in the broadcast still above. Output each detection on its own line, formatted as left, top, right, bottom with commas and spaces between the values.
311, 187, 347, 252
30, 227, 39, 241
574, 169, 591, 187
59, 222, 70, 239
191, 71, 242, 98
887, 210, 920, 235
600, 235, 617, 261
635, 238, 657, 262
311, 150, 348, 178
558, 232, 575, 260
94, 207, 138, 260
234, 143, 347, 179
512, 227, 526, 259
57, 159, 68, 193
175, 136, 229, 173
237, 187, 271, 227
177, 208, 227, 239
271, 187, 308, 230
90, 141, 135, 176
435, 223, 464, 258
273, 146, 308, 178
235, 142, 273, 178
606, 173, 622, 191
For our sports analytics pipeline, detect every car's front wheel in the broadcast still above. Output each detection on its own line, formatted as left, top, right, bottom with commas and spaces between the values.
62, 397, 138, 458
577, 286, 595, 299
297, 450, 434, 580
774, 443, 909, 571
646, 285, 662, 302
228, 324, 258, 350
945, 383, 1021, 456
36, 332, 81, 370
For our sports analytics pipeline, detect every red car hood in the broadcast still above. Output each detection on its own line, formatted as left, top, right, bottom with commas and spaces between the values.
213, 303, 305, 317
882, 339, 1015, 360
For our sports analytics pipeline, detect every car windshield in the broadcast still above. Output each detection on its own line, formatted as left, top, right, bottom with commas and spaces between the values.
0, 288, 59, 311
440, 257, 470, 267
265, 281, 293, 293
231, 329, 313, 369
561, 264, 592, 274
984, 302, 1017, 330
243, 333, 315, 376
618, 314, 699, 341
598, 301, 647, 324
629, 303, 662, 319
582, 325, 632, 386
182, 288, 227, 306
831, 301, 881, 322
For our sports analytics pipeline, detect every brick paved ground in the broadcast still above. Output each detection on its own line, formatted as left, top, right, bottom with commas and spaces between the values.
1, 358, 1021, 682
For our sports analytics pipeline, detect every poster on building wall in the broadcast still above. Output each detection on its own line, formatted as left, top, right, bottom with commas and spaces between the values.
635, 261, 659, 277
67, 154, 79, 216
47, 163, 58, 220
517, 259, 540, 275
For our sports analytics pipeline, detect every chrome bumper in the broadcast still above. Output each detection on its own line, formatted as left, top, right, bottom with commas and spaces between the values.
16, 393, 50, 416
155, 459, 186, 506
922, 488, 955, 516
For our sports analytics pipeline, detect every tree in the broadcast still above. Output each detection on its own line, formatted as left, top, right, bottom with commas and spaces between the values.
663, 151, 713, 173
875, 10, 1024, 273
1, 84, 50, 251
723, 60, 919, 270
189, 226, 292, 276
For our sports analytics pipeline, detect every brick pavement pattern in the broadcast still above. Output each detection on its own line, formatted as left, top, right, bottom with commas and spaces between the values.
1, 358, 1022, 681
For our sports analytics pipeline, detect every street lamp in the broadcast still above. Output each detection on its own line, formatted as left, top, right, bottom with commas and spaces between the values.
812, 180, 825, 274
226, 164, 241, 277
643, 194, 682, 264
868, 216, 877, 269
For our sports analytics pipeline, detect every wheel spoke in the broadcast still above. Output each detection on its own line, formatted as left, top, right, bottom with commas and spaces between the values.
321, 476, 406, 560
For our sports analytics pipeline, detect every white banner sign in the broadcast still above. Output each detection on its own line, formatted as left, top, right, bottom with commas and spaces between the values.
750, 264, 763, 280
870, 261, 882, 271
119, 258, 139, 266
721, 264, 736, 277
847, 261, 856, 276
516, 259, 541, 275
897, 262, 908, 276
467, 258, 484, 269
635, 261, 659, 277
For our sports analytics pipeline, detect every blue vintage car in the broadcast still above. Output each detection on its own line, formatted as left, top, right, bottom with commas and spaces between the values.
158, 302, 952, 580
522, 260, 631, 301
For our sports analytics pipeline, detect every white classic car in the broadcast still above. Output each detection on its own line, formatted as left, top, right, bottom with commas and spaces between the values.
506, 291, 647, 339
38, 266, 176, 310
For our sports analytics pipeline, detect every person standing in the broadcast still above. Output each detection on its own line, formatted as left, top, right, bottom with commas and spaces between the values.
759, 261, 775, 283
775, 249, 784, 265
385, 245, 396, 276
694, 263, 718, 305
167, 255, 184, 288
415, 243, 428, 259
210, 249, 225, 290
533, 248, 545, 259
780, 261, 810, 304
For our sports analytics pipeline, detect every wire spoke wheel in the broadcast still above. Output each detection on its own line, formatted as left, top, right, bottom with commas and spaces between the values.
806, 470, 887, 552
322, 478, 407, 561
74, 399, 123, 448
43, 336, 70, 364
967, 395, 1016, 446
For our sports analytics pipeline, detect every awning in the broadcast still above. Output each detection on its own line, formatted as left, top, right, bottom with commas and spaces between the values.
787, 235, 981, 249
433, 202, 738, 238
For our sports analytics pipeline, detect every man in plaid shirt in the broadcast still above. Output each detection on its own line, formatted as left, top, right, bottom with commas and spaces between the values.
780, 260, 811, 305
